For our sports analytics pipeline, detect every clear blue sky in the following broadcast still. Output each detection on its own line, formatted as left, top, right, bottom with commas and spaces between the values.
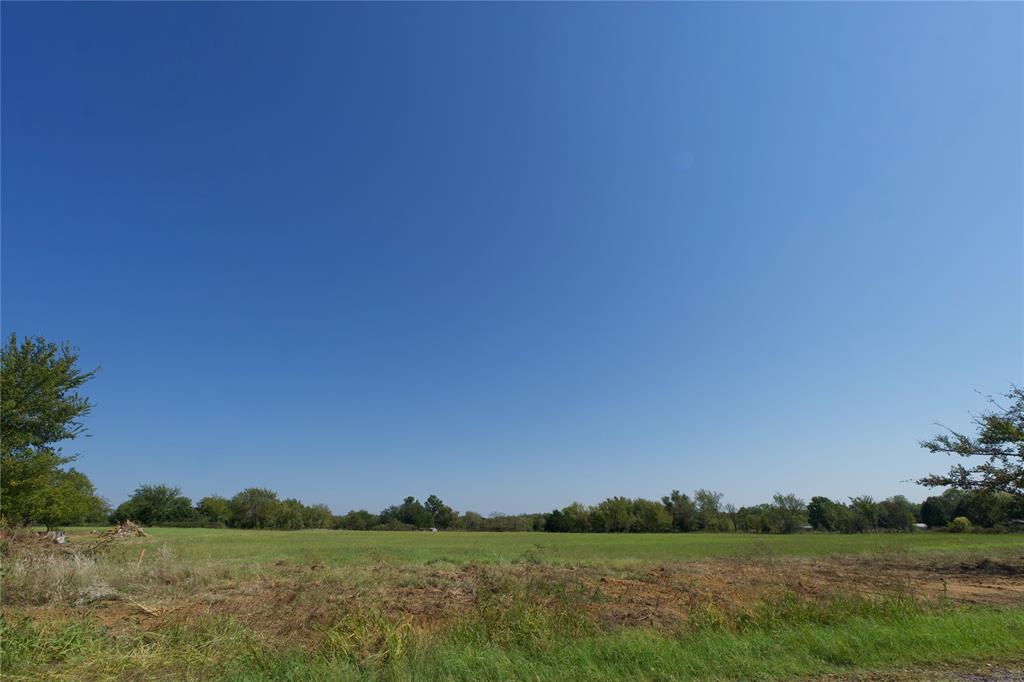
2, 3, 1021, 514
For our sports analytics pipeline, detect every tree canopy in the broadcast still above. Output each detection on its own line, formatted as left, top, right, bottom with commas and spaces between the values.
919, 387, 1024, 497
1, 334, 104, 526
229, 488, 281, 529
112, 484, 197, 525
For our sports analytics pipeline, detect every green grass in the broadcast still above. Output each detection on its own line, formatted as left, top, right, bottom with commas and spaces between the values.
4, 603, 1022, 680
400, 609, 1024, 682
6, 528, 1021, 680
62, 526, 1024, 567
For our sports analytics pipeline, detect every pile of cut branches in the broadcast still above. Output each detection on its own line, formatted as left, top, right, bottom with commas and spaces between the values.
100, 520, 148, 539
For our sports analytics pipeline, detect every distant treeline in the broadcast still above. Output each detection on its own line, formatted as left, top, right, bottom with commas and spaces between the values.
533, 489, 1021, 533
101, 485, 1024, 533
6, 332, 1021, 534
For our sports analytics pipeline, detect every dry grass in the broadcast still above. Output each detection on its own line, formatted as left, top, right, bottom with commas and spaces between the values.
2, 530, 1022, 680
2, 535, 230, 610
4, 540, 1022, 640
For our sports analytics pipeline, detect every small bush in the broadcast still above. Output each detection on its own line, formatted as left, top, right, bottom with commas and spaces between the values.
948, 517, 972, 533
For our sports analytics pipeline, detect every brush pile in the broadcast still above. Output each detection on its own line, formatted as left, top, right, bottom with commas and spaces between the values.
80, 520, 148, 556
100, 520, 148, 539
0, 526, 73, 558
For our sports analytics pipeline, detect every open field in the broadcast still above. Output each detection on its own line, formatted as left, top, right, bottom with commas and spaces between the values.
3, 529, 1023, 680
96, 527, 1024, 566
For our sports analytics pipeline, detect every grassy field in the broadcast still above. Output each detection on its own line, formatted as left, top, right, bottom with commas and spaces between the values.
113, 527, 1024, 566
3, 528, 1023, 680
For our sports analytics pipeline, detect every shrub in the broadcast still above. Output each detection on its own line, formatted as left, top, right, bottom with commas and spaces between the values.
947, 516, 972, 533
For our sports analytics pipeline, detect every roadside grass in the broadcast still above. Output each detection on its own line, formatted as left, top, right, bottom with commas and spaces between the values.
402, 608, 1024, 682
3, 598, 1022, 680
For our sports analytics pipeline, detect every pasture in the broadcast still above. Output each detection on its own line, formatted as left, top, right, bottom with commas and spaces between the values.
3, 529, 1023, 680
122, 527, 1024, 566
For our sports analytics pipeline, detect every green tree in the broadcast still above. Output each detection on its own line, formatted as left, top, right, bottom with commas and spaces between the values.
847, 496, 879, 532
661, 490, 696, 532
1, 334, 98, 525
920, 495, 951, 528
919, 387, 1023, 497
694, 489, 725, 531
482, 512, 537, 532
2, 448, 71, 526
1006, 494, 1024, 523
401, 496, 433, 528
560, 502, 591, 532
736, 504, 775, 533
229, 488, 281, 528
113, 484, 196, 525
592, 497, 632, 532
877, 495, 917, 531
706, 515, 736, 532
460, 511, 485, 531
380, 497, 432, 528
956, 490, 1012, 528
336, 509, 378, 530
770, 493, 806, 533
276, 498, 307, 529
631, 498, 672, 532
196, 495, 231, 525
543, 508, 568, 532
35, 468, 109, 528
303, 503, 334, 529
1, 334, 97, 456
425, 495, 456, 529
807, 496, 845, 531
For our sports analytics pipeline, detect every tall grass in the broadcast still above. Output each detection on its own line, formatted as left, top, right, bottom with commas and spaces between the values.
4, 591, 1023, 681
4, 529, 1022, 680
403, 609, 1024, 681
320, 609, 414, 666
2, 542, 225, 606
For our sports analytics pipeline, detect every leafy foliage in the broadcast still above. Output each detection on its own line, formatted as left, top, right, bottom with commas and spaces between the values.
39, 468, 110, 527
196, 495, 231, 525
1, 333, 97, 455
112, 484, 197, 525
920, 488, 1023, 529
0, 334, 104, 526
336, 509, 379, 530
807, 497, 848, 532
661, 490, 696, 531
877, 495, 916, 531
425, 495, 456, 529
919, 387, 1024, 496
229, 488, 281, 529
947, 516, 972, 532
379, 497, 433, 529
303, 503, 334, 529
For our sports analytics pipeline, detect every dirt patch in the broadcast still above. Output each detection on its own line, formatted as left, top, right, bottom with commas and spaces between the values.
959, 558, 1024, 577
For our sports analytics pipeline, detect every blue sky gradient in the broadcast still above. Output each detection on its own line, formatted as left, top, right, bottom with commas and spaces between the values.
3, 3, 1021, 513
